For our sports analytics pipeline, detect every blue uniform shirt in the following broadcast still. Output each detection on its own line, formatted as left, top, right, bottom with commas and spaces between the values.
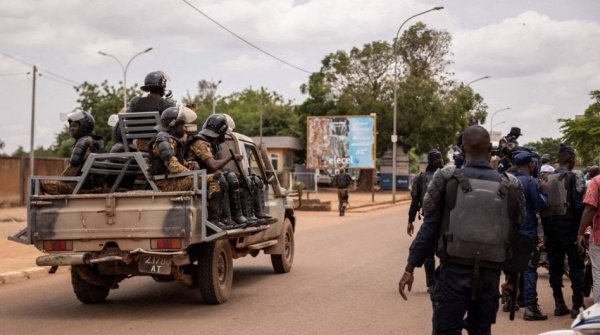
513, 171, 546, 236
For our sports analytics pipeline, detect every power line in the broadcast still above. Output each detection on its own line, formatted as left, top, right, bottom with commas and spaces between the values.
0, 50, 81, 86
38, 73, 78, 88
181, 0, 312, 74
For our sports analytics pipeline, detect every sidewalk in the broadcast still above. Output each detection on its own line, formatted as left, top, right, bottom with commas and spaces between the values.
0, 189, 411, 284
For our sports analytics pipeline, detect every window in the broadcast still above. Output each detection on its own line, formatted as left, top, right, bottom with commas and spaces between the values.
284, 154, 293, 169
271, 154, 279, 171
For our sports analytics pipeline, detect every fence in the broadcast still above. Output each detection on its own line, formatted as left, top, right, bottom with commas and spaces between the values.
0, 157, 69, 206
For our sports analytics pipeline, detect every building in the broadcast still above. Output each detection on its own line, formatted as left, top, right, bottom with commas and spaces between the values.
250, 136, 303, 171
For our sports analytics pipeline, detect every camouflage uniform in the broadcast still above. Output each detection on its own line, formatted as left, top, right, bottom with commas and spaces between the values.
41, 134, 103, 195
150, 136, 220, 198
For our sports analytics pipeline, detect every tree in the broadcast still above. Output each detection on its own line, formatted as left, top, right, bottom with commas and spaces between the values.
0, 139, 5, 156
559, 90, 600, 165
298, 24, 487, 190
523, 137, 562, 163
184, 85, 301, 138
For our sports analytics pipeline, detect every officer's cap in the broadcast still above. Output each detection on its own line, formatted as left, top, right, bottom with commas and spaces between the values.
513, 152, 533, 166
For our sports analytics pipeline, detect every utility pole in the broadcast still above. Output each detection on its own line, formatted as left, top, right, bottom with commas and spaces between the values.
29, 65, 37, 176
259, 90, 264, 145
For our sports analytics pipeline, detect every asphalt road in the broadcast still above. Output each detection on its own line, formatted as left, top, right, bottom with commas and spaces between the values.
0, 205, 582, 334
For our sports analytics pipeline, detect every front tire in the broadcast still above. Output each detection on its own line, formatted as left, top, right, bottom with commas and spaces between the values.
196, 240, 233, 304
271, 219, 295, 273
71, 265, 111, 304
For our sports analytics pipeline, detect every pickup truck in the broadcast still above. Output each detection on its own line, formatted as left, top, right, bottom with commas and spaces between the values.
10, 112, 296, 304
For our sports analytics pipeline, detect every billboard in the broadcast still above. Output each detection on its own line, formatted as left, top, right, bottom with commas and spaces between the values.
306, 115, 376, 169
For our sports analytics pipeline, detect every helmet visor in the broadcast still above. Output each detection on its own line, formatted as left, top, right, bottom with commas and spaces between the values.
177, 106, 197, 123
224, 114, 235, 134
61, 108, 86, 122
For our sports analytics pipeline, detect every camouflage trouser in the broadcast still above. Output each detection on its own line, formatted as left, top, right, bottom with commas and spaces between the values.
156, 173, 221, 198
338, 189, 349, 210
40, 180, 76, 195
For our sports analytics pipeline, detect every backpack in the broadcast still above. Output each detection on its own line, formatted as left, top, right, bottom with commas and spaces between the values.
541, 172, 573, 219
420, 172, 434, 203
335, 174, 349, 188
437, 170, 515, 269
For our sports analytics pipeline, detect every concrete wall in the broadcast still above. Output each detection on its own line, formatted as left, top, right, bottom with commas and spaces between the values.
0, 157, 68, 206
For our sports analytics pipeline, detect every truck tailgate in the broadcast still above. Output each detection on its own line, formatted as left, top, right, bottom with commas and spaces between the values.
31, 193, 192, 241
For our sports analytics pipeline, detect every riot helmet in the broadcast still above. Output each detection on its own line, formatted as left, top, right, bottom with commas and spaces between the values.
140, 71, 170, 93
64, 108, 95, 136
200, 114, 232, 139
160, 106, 197, 129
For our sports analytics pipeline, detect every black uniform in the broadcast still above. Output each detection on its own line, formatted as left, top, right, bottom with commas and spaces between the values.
407, 160, 524, 334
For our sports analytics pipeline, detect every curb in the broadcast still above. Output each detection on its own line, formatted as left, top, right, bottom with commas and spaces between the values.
0, 266, 66, 285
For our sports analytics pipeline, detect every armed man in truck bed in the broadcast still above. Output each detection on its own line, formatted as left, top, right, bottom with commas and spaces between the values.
148, 106, 241, 230
186, 114, 273, 229
41, 108, 104, 195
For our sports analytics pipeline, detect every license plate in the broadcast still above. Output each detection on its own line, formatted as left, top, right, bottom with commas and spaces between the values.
138, 255, 172, 275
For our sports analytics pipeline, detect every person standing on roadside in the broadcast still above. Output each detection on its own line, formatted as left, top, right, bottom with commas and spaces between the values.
578, 171, 600, 304
398, 125, 526, 334
541, 143, 586, 318
510, 152, 549, 321
407, 148, 443, 294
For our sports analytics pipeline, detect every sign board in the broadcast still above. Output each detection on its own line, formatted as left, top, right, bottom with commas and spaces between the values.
306, 115, 376, 169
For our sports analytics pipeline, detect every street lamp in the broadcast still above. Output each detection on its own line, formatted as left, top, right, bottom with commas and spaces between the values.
466, 76, 490, 87
392, 6, 444, 204
212, 80, 222, 115
98, 47, 153, 110
490, 121, 506, 133
489, 107, 511, 133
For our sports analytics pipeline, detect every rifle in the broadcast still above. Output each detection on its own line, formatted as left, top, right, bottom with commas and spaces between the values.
229, 149, 252, 193
508, 272, 519, 321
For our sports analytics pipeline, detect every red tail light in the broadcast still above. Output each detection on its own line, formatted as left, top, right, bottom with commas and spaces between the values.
43, 240, 73, 251
152, 238, 182, 250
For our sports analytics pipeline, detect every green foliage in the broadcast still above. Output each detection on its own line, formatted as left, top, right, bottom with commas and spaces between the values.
559, 90, 600, 165
524, 137, 562, 163
298, 24, 487, 164
184, 85, 301, 138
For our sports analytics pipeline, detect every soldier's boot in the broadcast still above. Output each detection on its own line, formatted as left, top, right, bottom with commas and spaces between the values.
523, 299, 548, 321
240, 188, 260, 227
553, 295, 570, 316
571, 296, 585, 319
253, 188, 276, 225
228, 189, 249, 228
207, 191, 229, 230
220, 194, 243, 229
502, 297, 519, 313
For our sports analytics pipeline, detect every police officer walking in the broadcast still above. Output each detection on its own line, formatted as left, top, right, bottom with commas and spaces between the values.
407, 148, 443, 294
398, 125, 526, 334
331, 170, 353, 216
510, 152, 549, 321
541, 143, 586, 318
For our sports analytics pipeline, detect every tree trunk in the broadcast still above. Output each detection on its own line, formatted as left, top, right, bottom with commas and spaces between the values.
356, 169, 375, 191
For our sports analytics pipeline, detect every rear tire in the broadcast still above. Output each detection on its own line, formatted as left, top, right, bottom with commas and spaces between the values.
71, 265, 111, 304
196, 240, 233, 304
271, 219, 295, 273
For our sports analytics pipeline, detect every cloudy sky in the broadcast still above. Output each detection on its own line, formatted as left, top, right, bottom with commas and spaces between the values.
1, 0, 599, 155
